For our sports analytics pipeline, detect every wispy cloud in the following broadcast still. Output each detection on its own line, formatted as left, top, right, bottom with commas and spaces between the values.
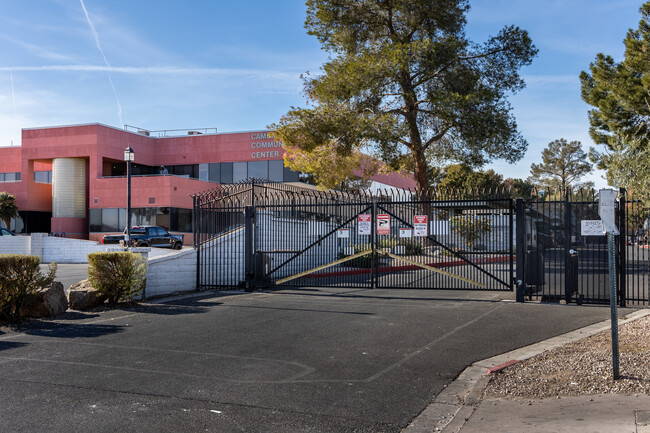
0, 33, 77, 63
79, 0, 123, 125
0, 64, 300, 80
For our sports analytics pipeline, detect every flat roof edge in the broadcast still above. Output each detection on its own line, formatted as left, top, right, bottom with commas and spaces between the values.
22, 123, 271, 138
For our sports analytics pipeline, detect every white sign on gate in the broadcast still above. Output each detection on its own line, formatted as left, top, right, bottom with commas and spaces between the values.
357, 214, 371, 235
337, 228, 350, 238
598, 189, 619, 235
581, 220, 605, 236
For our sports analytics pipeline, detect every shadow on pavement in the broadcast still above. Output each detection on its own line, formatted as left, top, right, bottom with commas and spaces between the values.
267, 288, 510, 304
128, 302, 224, 316
0, 341, 29, 352
8, 321, 126, 339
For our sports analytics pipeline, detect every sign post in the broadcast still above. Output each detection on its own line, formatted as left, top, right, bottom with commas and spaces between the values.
599, 189, 620, 380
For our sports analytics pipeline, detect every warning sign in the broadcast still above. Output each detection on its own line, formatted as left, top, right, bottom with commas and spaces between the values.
357, 214, 371, 235
414, 215, 428, 237
377, 214, 390, 235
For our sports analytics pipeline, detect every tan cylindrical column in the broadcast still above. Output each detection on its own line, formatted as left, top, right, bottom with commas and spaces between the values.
52, 158, 86, 218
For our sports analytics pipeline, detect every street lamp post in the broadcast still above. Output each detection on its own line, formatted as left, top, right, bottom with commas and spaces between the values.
124, 146, 134, 248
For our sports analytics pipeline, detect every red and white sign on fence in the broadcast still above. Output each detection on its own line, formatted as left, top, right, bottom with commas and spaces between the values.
414, 215, 428, 237
357, 214, 371, 235
377, 214, 390, 235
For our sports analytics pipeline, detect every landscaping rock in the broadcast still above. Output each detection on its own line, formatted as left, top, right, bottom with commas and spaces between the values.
20, 281, 68, 318
67, 279, 105, 310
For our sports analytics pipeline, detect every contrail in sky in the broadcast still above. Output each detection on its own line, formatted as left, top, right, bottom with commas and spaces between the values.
79, 0, 124, 126
9, 70, 16, 115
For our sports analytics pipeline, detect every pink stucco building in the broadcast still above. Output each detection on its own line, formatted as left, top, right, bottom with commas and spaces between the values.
0, 123, 416, 244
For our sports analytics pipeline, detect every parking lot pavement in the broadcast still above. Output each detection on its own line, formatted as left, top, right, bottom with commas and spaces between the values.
0, 288, 616, 432
39, 263, 90, 291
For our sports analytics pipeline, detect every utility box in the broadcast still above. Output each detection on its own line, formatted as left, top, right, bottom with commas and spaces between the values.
525, 249, 545, 287
566, 250, 579, 303
253, 252, 271, 283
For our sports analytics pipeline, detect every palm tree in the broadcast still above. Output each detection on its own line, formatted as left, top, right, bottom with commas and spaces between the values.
0, 192, 19, 230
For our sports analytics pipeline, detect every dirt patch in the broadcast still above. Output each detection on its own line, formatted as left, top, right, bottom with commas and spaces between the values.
485, 314, 650, 398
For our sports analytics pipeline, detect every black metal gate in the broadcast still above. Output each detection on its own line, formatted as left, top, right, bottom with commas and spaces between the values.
194, 181, 515, 292
517, 188, 649, 306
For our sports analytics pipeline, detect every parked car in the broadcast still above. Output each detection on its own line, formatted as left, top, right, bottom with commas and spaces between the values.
1, 228, 16, 236
102, 226, 184, 249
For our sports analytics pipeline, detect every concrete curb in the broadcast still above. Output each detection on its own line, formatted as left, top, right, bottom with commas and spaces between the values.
403, 308, 650, 432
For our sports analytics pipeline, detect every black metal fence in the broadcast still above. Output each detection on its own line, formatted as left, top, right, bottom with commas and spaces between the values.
193, 180, 649, 306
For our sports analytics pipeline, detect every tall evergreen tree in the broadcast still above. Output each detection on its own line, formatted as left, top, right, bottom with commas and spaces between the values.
271, 0, 537, 196
580, 2, 650, 195
528, 139, 593, 193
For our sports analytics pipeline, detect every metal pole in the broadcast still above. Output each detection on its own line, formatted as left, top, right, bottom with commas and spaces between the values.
515, 198, 526, 302
371, 202, 377, 289
608, 231, 620, 380
618, 188, 626, 308
564, 188, 572, 303
126, 159, 132, 247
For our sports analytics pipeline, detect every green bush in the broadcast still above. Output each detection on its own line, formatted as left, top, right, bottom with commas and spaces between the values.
87, 252, 147, 305
449, 215, 492, 248
399, 239, 423, 255
0, 254, 56, 322
339, 243, 379, 268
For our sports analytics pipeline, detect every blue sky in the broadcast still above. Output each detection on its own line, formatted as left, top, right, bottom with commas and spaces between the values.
0, 0, 645, 187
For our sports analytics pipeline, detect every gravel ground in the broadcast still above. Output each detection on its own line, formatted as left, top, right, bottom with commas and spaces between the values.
485, 315, 650, 398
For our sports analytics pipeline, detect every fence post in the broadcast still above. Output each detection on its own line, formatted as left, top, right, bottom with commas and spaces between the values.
371, 202, 377, 289
618, 188, 626, 308
244, 205, 254, 291
564, 188, 572, 303
194, 194, 200, 291
515, 198, 526, 302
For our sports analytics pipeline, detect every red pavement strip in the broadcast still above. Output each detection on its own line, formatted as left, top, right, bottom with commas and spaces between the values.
304, 255, 512, 280
485, 360, 521, 375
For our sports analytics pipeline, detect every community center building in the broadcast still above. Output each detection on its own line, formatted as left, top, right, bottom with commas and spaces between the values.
0, 123, 415, 244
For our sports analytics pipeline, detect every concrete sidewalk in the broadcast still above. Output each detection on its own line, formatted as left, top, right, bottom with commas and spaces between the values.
404, 309, 650, 433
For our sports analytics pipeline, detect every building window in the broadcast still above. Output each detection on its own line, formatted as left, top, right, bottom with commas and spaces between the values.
89, 207, 192, 232
233, 162, 247, 183
283, 166, 299, 182
248, 161, 268, 179
208, 163, 221, 183
0, 172, 21, 182
269, 160, 284, 182
198, 163, 209, 181
34, 171, 52, 184
220, 163, 233, 184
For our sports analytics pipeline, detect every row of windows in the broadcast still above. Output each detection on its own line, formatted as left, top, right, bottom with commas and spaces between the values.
34, 171, 53, 184
89, 207, 192, 233
200, 161, 299, 184
0, 172, 21, 182
108, 161, 300, 184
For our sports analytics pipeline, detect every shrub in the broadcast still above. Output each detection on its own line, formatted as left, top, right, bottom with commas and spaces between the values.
449, 215, 492, 248
87, 251, 147, 305
399, 239, 423, 255
0, 254, 56, 322
339, 243, 379, 268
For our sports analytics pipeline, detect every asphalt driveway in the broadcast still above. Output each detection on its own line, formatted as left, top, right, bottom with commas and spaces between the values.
0, 288, 619, 432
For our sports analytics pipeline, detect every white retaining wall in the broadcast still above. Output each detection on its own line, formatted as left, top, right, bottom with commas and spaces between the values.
145, 248, 197, 298
0, 233, 173, 263
0, 235, 31, 255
